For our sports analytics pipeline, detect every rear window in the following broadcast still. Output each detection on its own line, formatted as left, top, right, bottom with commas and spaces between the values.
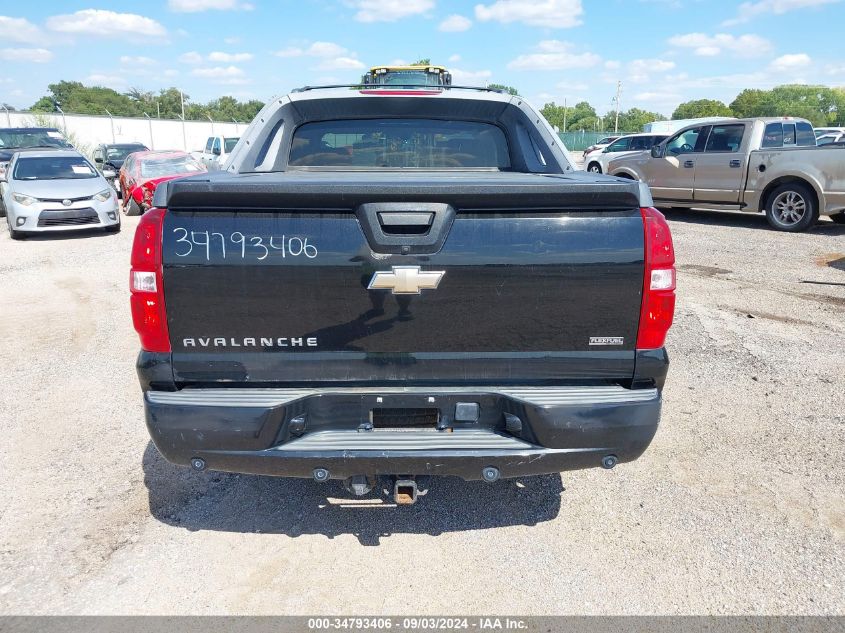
762, 123, 783, 148
795, 121, 816, 146
0, 130, 72, 150
288, 119, 510, 168
224, 137, 240, 153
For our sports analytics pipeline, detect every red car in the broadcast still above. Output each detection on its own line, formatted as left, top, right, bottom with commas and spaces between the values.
118, 150, 206, 215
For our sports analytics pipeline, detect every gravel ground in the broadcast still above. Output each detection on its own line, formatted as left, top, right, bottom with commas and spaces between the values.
0, 208, 843, 615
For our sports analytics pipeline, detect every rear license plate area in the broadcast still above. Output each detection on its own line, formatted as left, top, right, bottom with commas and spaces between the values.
371, 408, 439, 429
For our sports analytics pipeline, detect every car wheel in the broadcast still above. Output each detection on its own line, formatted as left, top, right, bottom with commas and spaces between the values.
125, 197, 142, 216
829, 212, 845, 225
587, 163, 602, 174
764, 183, 818, 232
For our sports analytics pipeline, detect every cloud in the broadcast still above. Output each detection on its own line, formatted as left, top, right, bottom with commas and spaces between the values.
507, 40, 601, 70
634, 91, 682, 102
208, 51, 253, 62
628, 58, 676, 82
86, 73, 127, 86
556, 80, 589, 91
178, 51, 204, 64
475, 0, 583, 28
439, 14, 473, 31
315, 56, 365, 70
450, 68, 493, 85
347, 0, 434, 22
769, 53, 811, 71
120, 55, 156, 65
274, 41, 364, 71
0, 16, 42, 43
46, 10, 167, 38
604, 60, 621, 70
723, 0, 839, 25
667, 32, 773, 57
0, 47, 52, 63
448, 54, 462, 62
192, 65, 246, 81
305, 42, 349, 57
275, 41, 349, 58
168, 0, 254, 11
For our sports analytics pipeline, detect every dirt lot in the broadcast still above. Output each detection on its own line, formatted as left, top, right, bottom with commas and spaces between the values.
0, 209, 843, 615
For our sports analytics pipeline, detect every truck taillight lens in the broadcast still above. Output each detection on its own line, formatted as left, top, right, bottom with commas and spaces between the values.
637, 207, 676, 350
130, 207, 170, 353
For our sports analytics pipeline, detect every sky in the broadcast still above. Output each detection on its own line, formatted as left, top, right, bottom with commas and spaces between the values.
1, 0, 844, 116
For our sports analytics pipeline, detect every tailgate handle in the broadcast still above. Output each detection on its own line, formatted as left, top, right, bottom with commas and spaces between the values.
357, 203, 455, 255
377, 212, 434, 234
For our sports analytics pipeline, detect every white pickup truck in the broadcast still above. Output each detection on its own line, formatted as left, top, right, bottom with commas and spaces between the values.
197, 135, 240, 171
608, 117, 845, 231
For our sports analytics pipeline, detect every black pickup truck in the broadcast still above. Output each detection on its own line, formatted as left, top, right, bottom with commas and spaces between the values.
131, 86, 676, 503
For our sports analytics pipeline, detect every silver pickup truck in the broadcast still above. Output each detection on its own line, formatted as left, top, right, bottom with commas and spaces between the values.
607, 117, 845, 231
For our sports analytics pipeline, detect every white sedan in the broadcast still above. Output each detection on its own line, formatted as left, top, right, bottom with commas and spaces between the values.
2, 149, 120, 240
583, 133, 668, 174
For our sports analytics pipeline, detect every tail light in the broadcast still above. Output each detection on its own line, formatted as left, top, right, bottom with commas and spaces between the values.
130, 207, 170, 352
637, 207, 676, 350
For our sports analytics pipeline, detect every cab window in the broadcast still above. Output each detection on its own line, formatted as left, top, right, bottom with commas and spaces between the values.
705, 124, 745, 152
666, 127, 704, 154
212, 137, 221, 154
205, 137, 214, 152
606, 138, 631, 152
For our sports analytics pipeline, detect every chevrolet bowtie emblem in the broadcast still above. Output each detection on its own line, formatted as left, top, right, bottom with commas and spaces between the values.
368, 266, 445, 295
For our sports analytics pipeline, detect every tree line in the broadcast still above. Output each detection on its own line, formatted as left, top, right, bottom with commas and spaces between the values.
22, 81, 264, 123
542, 84, 845, 133
14, 80, 845, 130
672, 85, 845, 127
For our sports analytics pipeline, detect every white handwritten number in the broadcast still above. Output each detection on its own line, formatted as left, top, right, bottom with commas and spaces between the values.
250, 236, 269, 261
174, 228, 316, 260
231, 232, 246, 259
269, 235, 286, 258
211, 232, 226, 259
191, 231, 210, 261
288, 236, 304, 257
173, 227, 192, 257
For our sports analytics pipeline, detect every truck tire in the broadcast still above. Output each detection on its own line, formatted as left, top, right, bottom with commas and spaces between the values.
764, 183, 818, 232
125, 197, 142, 216
829, 212, 845, 225
587, 162, 602, 174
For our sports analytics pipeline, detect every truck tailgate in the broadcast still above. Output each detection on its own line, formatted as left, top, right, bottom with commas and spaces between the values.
159, 171, 645, 385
